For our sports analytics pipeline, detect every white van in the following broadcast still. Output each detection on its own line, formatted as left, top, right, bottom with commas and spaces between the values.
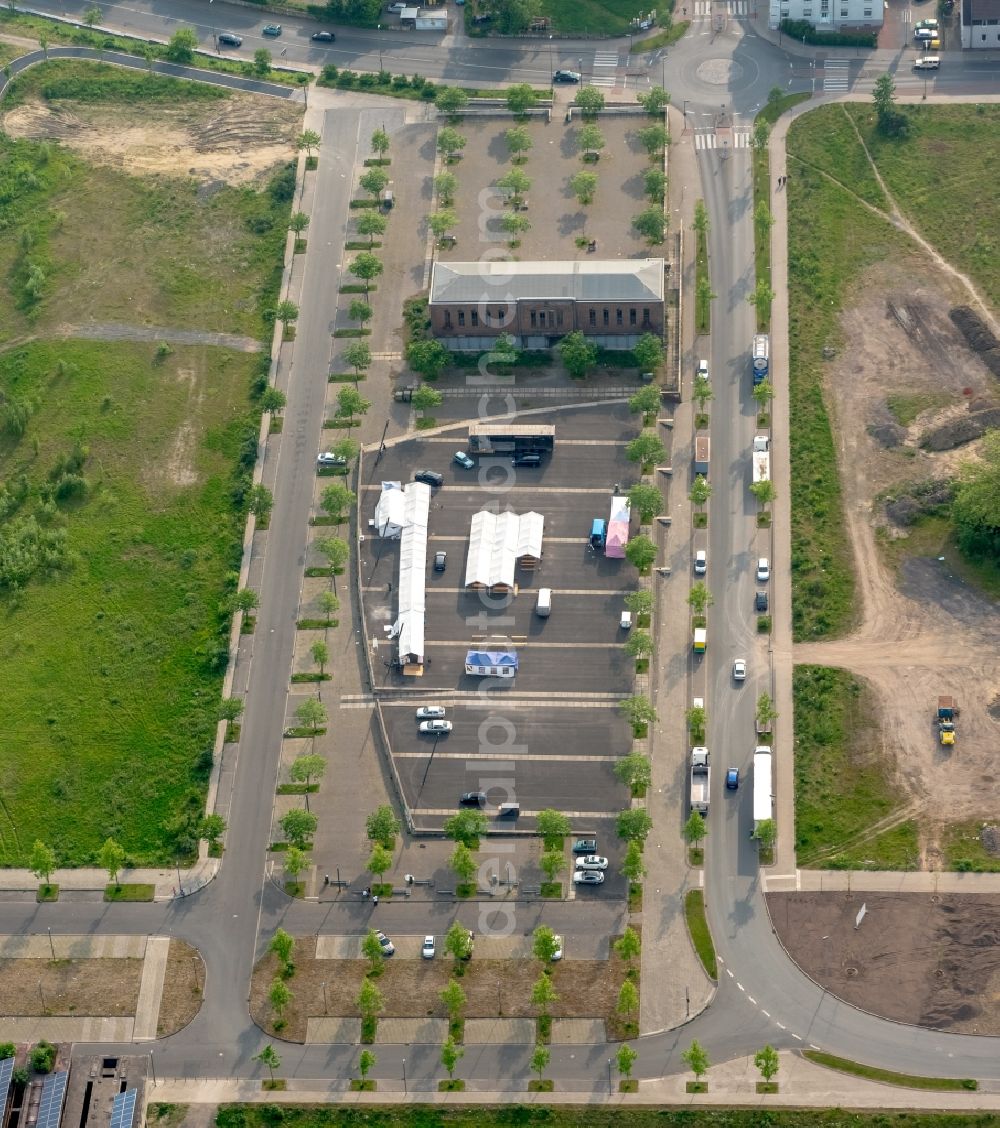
535, 588, 552, 617
914, 55, 940, 68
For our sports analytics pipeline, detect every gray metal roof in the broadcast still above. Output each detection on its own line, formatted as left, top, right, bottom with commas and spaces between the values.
430, 260, 665, 304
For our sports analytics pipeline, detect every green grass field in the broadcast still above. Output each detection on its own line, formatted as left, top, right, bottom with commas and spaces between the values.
537, 0, 669, 36
0, 68, 290, 865
793, 665, 916, 868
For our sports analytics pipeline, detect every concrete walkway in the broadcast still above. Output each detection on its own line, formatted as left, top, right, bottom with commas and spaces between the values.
133, 936, 171, 1041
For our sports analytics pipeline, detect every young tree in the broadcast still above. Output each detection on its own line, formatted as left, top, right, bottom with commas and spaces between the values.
371, 126, 390, 157
434, 171, 458, 205
283, 845, 308, 883
269, 977, 292, 1018
297, 129, 322, 157
443, 808, 489, 848
247, 484, 273, 523
633, 207, 665, 244
687, 581, 713, 615
697, 275, 717, 322
539, 850, 566, 883
619, 694, 656, 728
557, 331, 597, 379
83, 5, 102, 25
289, 211, 310, 236
684, 810, 707, 848
756, 818, 777, 849
574, 86, 605, 115
638, 85, 670, 114
644, 168, 667, 202
358, 976, 385, 1020
501, 211, 531, 242
435, 85, 469, 117
616, 807, 653, 844
259, 388, 286, 417
755, 1044, 780, 1083
98, 838, 125, 886
754, 198, 774, 238
368, 844, 393, 883
337, 386, 371, 422
316, 536, 348, 576
440, 977, 466, 1020
637, 123, 669, 156
318, 590, 340, 623
440, 1034, 464, 1079
624, 629, 653, 661
350, 252, 383, 293
752, 377, 774, 408
356, 210, 387, 247
406, 338, 450, 381
497, 168, 531, 202
290, 753, 326, 788
693, 374, 714, 412
253, 49, 272, 77
628, 482, 664, 524
872, 71, 896, 120
535, 808, 571, 847
614, 751, 651, 793
629, 386, 662, 424
748, 278, 776, 322
269, 928, 295, 966
366, 805, 401, 849
624, 588, 653, 617
690, 475, 712, 510
504, 125, 533, 162
342, 342, 372, 384
506, 83, 538, 115
532, 925, 559, 963
29, 841, 56, 887
449, 842, 478, 885
428, 210, 459, 241
437, 127, 467, 161
444, 920, 474, 963
682, 1039, 710, 1083
310, 641, 330, 679
693, 199, 710, 238
633, 333, 664, 373
750, 479, 776, 508
626, 431, 666, 467
165, 28, 197, 63
530, 1044, 551, 1082
280, 807, 318, 848
255, 1044, 281, 1084
577, 123, 605, 160
295, 697, 327, 734
687, 704, 707, 743
531, 972, 558, 1015
220, 696, 244, 723
362, 928, 386, 970
358, 1049, 377, 1082
617, 1043, 639, 1081
569, 170, 598, 205
614, 925, 641, 967
617, 978, 639, 1017
625, 534, 657, 573
275, 300, 299, 326
199, 814, 226, 848
413, 384, 443, 418
620, 839, 647, 882
752, 117, 770, 152
347, 302, 373, 334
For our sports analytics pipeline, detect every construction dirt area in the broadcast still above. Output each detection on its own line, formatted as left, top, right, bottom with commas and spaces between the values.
770, 892, 1000, 1034
793, 255, 1000, 867
1, 92, 302, 186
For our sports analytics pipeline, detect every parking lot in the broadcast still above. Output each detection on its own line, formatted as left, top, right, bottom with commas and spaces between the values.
358, 401, 652, 832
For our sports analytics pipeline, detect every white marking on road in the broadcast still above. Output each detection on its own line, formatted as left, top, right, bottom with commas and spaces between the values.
737, 982, 745, 992
792, 1033, 803, 1041
809, 1043, 820, 1050
776, 1022, 786, 1030
761, 1010, 770, 1018
726, 968, 735, 978
748, 996, 756, 1005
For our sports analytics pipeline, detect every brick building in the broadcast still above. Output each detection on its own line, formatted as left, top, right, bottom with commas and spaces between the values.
427, 259, 666, 350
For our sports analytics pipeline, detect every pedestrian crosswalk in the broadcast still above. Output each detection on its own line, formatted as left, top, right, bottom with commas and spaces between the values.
694, 129, 752, 150
691, 0, 751, 15
590, 50, 620, 86
822, 58, 850, 92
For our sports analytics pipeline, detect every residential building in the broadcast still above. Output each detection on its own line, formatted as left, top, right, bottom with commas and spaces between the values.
962, 0, 1000, 46
767, 0, 883, 30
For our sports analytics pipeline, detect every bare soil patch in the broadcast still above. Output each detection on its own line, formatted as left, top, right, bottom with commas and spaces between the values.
770, 892, 1000, 1034
157, 939, 207, 1037
794, 259, 1000, 863
2, 93, 301, 186
250, 935, 635, 1043
0, 957, 141, 1016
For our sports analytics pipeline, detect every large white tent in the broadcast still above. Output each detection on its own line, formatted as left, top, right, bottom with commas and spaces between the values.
376, 482, 430, 668
464, 510, 544, 591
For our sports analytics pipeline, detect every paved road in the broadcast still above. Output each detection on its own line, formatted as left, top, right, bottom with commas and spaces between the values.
5, 4, 1000, 1095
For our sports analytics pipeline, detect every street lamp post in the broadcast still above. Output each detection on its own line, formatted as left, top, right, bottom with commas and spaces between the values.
402, 1058, 407, 1094
608, 1058, 613, 1092
47, 927, 55, 960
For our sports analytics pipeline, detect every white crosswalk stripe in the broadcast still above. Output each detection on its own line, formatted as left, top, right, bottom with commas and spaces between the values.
693, 0, 748, 14
823, 58, 850, 91
592, 51, 620, 67
693, 129, 752, 149
590, 76, 617, 86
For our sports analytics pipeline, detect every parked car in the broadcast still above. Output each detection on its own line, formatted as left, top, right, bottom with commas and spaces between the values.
422, 935, 436, 959
416, 706, 446, 720
460, 791, 485, 807
414, 469, 444, 487
262, 23, 282, 35
696, 358, 710, 381
913, 55, 940, 68
551, 935, 563, 961
725, 767, 740, 790
387, 1, 408, 11
914, 26, 934, 38
512, 452, 542, 467
694, 549, 707, 575
217, 32, 243, 46
433, 550, 447, 573
755, 590, 769, 612
376, 930, 395, 955
553, 69, 582, 83
915, 16, 939, 28
311, 30, 336, 41
419, 719, 452, 734
572, 838, 597, 854
453, 451, 475, 469
756, 557, 770, 582
573, 870, 605, 885
317, 451, 346, 467
575, 855, 609, 870
733, 658, 747, 682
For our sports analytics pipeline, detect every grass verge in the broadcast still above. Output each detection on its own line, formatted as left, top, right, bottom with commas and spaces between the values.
803, 1050, 977, 1091
684, 889, 717, 979
105, 883, 155, 902
794, 666, 917, 868
37, 884, 59, 902
694, 209, 710, 334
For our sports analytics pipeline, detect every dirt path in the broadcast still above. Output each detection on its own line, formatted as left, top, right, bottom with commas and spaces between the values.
54, 322, 262, 351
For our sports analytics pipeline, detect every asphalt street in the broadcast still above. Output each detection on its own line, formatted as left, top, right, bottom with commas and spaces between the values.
4, 0, 1000, 1096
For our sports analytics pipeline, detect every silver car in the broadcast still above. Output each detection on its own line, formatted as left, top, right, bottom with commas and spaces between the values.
416, 706, 446, 720
419, 719, 453, 734
575, 855, 609, 870
573, 870, 605, 885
